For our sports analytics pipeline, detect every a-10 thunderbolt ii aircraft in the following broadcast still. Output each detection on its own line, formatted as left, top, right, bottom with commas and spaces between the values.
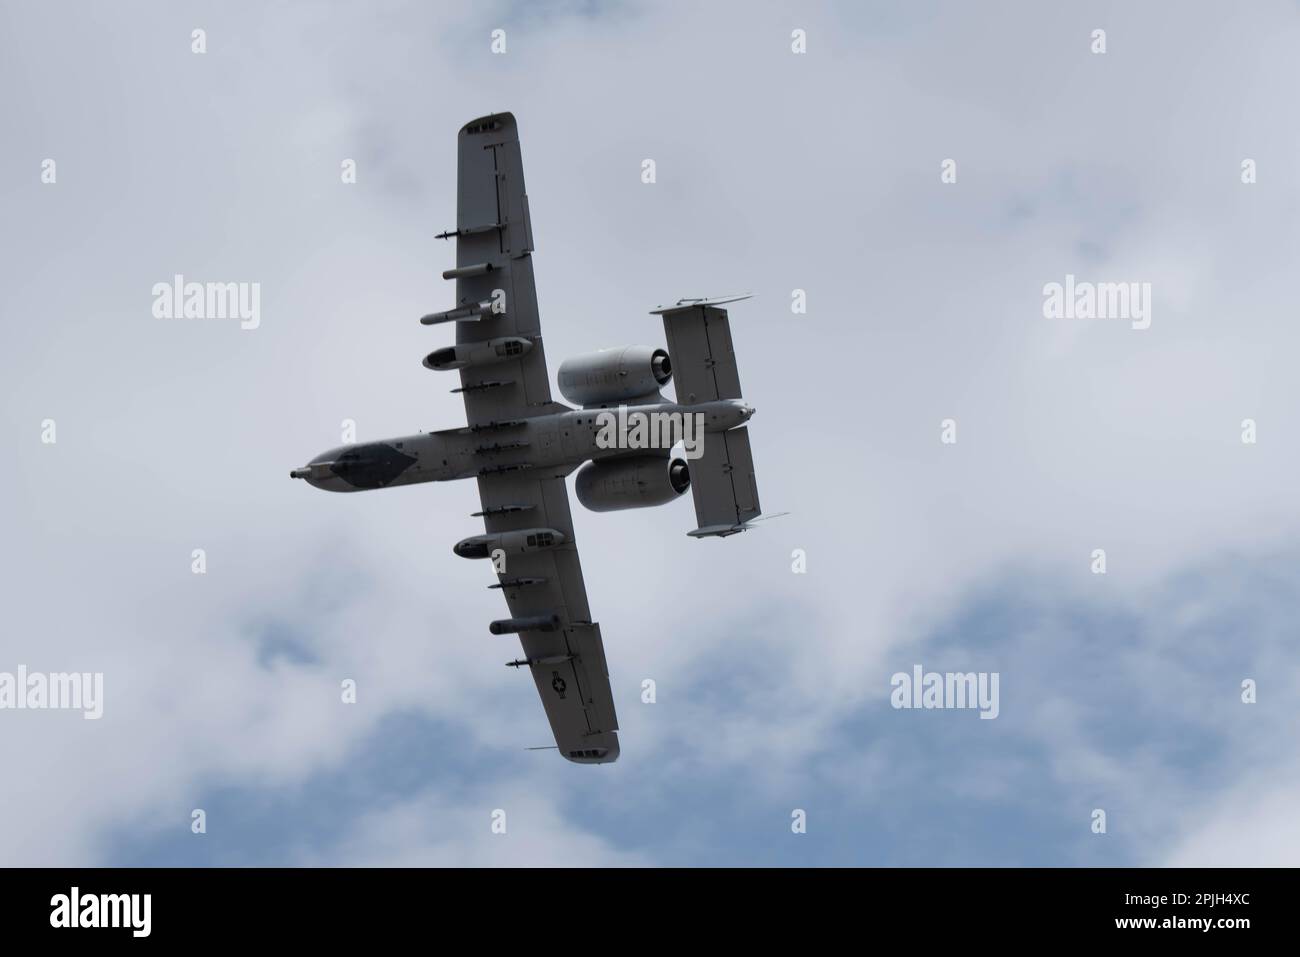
291, 113, 762, 764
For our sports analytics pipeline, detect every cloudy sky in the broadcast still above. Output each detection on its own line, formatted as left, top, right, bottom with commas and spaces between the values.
2, 0, 1298, 866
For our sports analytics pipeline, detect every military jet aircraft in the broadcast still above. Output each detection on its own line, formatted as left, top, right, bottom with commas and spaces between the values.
291, 113, 762, 763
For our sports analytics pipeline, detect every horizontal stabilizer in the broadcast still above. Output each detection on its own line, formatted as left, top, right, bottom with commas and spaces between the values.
651, 294, 752, 314
657, 301, 744, 404
687, 425, 761, 535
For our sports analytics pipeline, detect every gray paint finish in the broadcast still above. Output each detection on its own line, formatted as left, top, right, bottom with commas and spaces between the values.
292, 113, 763, 763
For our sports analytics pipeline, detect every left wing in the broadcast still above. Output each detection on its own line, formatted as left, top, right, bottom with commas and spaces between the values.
430, 112, 561, 427
479, 470, 620, 763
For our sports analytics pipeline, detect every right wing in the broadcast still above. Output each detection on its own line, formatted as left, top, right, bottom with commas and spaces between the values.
478, 469, 620, 763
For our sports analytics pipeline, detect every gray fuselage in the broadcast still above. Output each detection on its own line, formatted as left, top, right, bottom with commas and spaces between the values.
295, 398, 754, 493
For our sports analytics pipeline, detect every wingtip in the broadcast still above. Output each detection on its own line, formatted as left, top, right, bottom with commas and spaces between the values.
650, 293, 753, 315
460, 112, 517, 136
560, 732, 620, 764
687, 523, 749, 538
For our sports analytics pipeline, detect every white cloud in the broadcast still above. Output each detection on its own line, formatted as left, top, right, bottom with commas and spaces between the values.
1163, 780, 1300, 867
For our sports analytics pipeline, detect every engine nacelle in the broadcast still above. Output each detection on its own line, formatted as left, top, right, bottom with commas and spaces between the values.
424, 337, 532, 371
575, 456, 689, 512
557, 345, 672, 407
453, 527, 566, 559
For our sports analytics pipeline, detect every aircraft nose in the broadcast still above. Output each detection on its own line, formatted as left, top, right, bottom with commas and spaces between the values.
290, 452, 342, 490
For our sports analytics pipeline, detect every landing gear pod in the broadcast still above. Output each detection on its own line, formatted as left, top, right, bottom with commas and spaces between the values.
453, 528, 566, 558
423, 337, 532, 371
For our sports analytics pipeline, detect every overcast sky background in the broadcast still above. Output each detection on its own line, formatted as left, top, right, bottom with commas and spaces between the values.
2, 0, 1298, 866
